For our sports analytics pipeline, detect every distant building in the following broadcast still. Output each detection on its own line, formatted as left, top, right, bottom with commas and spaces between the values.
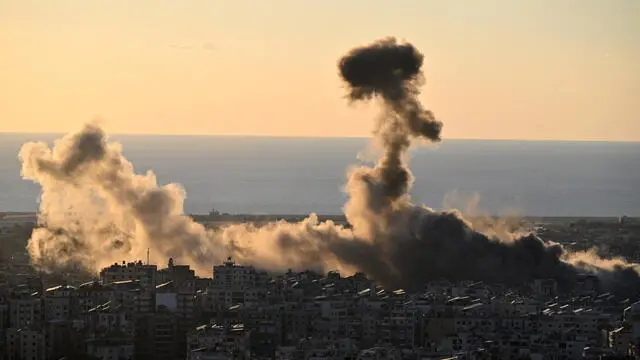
213, 257, 262, 290
43, 284, 77, 321
208, 257, 268, 307
100, 260, 158, 288
8, 287, 42, 329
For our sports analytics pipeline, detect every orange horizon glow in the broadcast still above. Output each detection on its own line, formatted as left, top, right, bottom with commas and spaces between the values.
1, 0, 638, 142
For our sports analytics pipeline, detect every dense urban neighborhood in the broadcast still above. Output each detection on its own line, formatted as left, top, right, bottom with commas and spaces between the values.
1, 213, 640, 360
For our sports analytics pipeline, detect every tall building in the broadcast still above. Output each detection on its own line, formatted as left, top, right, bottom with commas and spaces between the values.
100, 261, 158, 289
210, 257, 268, 306
8, 287, 42, 329
43, 284, 77, 321
213, 257, 268, 289
76, 280, 112, 313
156, 259, 199, 358
134, 308, 180, 360
158, 258, 197, 296
44, 319, 85, 360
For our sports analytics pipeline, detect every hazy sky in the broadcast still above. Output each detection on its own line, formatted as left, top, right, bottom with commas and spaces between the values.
1, 0, 638, 141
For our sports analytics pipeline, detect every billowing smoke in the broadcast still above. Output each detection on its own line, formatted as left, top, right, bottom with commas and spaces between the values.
334, 38, 639, 294
19, 37, 640, 296
339, 37, 442, 205
20, 123, 220, 274
19, 123, 353, 276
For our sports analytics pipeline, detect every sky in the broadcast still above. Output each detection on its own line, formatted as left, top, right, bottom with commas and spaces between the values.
1, 0, 638, 141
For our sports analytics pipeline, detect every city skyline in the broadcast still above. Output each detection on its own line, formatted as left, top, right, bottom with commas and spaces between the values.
2, 219, 640, 359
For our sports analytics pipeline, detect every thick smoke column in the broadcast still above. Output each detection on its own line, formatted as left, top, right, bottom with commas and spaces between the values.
339, 37, 442, 203
333, 37, 640, 294
19, 38, 640, 297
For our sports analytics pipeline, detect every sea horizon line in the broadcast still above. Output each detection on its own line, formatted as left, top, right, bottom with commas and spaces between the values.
0, 131, 638, 144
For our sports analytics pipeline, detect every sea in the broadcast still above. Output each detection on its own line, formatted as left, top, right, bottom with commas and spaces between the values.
0, 133, 638, 217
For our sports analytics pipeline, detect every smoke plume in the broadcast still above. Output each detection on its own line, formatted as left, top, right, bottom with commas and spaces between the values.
334, 38, 639, 295
19, 37, 640, 296
19, 123, 353, 276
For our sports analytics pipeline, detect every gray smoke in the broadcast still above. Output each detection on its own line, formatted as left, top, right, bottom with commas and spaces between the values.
332, 37, 640, 295
20, 123, 228, 274
19, 38, 640, 297
339, 37, 442, 202
338, 37, 442, 141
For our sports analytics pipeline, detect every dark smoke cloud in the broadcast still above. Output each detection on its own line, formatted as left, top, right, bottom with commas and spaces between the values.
338, 37, 443, 209
339, 37, 442, 142
333, 37, 640, 296
338, 207, 575, 289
